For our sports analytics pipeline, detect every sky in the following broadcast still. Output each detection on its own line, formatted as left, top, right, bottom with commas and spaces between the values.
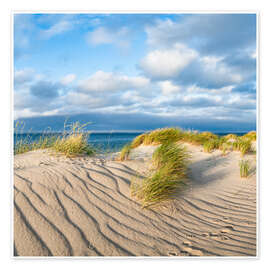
13, 13, 257, 132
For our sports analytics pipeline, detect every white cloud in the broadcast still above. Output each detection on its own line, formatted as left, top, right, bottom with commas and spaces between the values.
139, 44, 197, 79
251, 51, 257, 59
14, 68, 35, 85
186, 84, 234, 94
145, 18, 178, 47
60, 74, 76, 85
41, 20, 72, 39
158, 81, 181, 95
78, 71, 150, 92
199, 56, 243, 84
65, 92, 105, 108
86, 26, 130, 48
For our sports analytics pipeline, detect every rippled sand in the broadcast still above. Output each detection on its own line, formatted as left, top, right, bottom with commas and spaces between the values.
13, 145, 256, 257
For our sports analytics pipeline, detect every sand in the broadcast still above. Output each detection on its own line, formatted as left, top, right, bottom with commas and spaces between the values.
13, 144, 257, 257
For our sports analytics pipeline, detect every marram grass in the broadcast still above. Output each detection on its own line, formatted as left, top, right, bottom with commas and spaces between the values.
203, 140, 216, 153
128, 128, 256, 156
14, 121, 58, 155
242, 131, 256, 141
14, 121, 95, 157
232, 138, 252, 156
131, 142, 190, 208
239, 159, 250, 178
143, 128, 183, 145
130, 134, 147, 148
119, 143, 132, 161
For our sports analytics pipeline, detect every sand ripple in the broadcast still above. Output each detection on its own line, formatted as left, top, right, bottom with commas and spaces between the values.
14, 148, 256, 256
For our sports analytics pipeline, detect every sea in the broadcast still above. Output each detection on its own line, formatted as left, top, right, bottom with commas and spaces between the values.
14, 131, 248, 153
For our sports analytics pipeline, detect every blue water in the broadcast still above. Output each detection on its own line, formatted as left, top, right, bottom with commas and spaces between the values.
14, 131, 248, 153
14, 132, 143, 152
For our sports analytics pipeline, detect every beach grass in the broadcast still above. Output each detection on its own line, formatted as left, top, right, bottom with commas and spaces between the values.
239, 159, 250, 178
119, 143, 132, 161
14, 121, 58, 155
143, 128, 183, 145
232, 138, 252, 156
14, 121, 95, 157
221, 142, 230, 155
224, 133, 237, 140
129, 128, 256, 155
242, 131, 256, 141
130, 134, 147, 148
131, 142, 190, 208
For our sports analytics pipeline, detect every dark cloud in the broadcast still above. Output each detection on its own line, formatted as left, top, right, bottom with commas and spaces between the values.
173, 59, 239, 89
17, 112, 256, 133
191, 14, 256, 56
231, 82, 256, 95
30, 81, 60, 99
147, 14, 256, 57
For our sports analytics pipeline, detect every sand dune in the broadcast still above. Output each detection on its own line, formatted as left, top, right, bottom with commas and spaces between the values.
13, 145, 256, 257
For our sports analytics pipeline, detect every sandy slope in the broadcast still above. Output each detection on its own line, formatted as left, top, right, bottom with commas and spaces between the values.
13, 145, 257, 257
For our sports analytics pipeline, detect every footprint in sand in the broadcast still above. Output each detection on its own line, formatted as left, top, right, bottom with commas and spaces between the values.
206, 226, 234, 241
224, 225, 234, 231
181, 241, 204, 256
179, 250, 190, 256
186, 234, 195, 238
182, 240, 192, 247
220, 229, 231, 234
181, 247, 204, 256
209, 232, 220, 239
168, 251, 178, 256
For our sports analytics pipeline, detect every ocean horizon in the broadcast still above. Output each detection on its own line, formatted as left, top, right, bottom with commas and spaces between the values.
14, 130, 252, 152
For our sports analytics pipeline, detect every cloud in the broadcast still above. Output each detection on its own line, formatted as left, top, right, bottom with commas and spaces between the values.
142, 14, 256, 89
14, 14, 256, 132
40, 20, 73, 39
60, 74, 76, 85
14, 68, 35, 85
158, 80, 181, 95
145, 14, 256, 56
231, 82, 256, 95
78, 71, 150, 92
86, 26, 130, 48
17, 112, 256, 133
30, 81, 60, 99
139, 45, 243, 88
65, 92, 106, 109
14, 88, 62, 120
173, 56, 243, 89
139, 44, 197, 79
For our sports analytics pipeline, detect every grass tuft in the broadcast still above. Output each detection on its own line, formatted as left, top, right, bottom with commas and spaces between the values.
14, 121, 58, 155
14, 121, 95, 157
131, 142, 190, 208
203, 140, 216, 153
200, 131, 218, 140
119, 143, 132, 161
129, 128, 183, 148
51, 122, 95, 157
130, 134, 147, 148
242, 131, 256, 141
239, 159, 250, 178
233, 138, 252, 156
225, 133, 237, 140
